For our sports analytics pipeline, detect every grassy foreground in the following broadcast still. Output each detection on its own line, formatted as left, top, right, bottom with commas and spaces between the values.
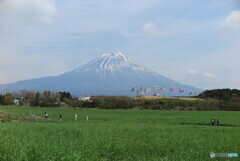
0, 106, 239, 161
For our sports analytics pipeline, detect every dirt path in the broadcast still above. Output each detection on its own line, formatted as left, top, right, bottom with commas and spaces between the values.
0, 112, 43, 122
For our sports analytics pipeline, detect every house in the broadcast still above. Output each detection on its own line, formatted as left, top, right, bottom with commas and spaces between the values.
78, 97, 91, 101
13, 99, 20, 106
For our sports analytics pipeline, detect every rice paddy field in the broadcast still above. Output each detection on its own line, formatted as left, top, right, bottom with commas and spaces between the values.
0, 106, 239, 161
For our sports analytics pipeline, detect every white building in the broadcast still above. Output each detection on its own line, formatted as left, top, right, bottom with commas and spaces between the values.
13, 99, 20, 106
78, 97, 91, 101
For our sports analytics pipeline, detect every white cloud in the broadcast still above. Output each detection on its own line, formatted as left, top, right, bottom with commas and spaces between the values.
204, 72, 218, 79
142, 23, 159, 38
220, 10, 240, 32
0, 0, 57, 27
187, 69, 198, 75
0, 0, 57, 83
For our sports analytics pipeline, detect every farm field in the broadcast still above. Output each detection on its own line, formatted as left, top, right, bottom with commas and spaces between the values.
0, 106, 239, 161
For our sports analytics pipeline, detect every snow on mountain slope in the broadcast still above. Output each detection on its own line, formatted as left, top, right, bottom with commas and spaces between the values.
69, 52, 152, 78
0, 52, 200, 96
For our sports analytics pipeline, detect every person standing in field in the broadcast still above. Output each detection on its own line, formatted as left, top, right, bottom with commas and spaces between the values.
45, 112, 48, 119
59, 113, 62, 121
217, 120, 220, 126
74, 113, 77, 121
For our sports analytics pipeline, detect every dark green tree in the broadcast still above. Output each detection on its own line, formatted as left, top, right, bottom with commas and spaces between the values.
34, 92, 40, 106
3, 93, 14, 105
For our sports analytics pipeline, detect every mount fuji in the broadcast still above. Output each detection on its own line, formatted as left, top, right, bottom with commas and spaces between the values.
0, 52, 200, 96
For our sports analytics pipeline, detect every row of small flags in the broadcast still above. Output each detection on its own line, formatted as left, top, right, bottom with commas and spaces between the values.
130, 87, 201, 95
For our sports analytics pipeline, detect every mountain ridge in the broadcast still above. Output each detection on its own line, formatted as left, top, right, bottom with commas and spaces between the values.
0, 52, 201, 96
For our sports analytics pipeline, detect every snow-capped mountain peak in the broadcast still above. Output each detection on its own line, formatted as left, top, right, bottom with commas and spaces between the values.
102, 52, 125, 58
75, 52, 147, 73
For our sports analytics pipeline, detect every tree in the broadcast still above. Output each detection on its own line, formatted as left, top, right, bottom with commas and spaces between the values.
3, 93, 14, 105
59, 91, 72, 102
34, 92, 40, 106
0, 94, 4, 105
19, 91, 36, 106
198, 89, 240, 101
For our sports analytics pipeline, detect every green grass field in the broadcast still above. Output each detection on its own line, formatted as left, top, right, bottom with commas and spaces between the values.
0, 106, 239, 161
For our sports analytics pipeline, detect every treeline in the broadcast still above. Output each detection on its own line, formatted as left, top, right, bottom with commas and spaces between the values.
19, 91, 74, 107
1, 89, 240, 111
4, 91, 82, 107
191, 88, 240, 111
198, 88, 240, 101
87, 96, 240, 111
0, 93, 15, 105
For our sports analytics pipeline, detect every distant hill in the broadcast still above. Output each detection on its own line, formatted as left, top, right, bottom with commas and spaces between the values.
0, 52, 201, 96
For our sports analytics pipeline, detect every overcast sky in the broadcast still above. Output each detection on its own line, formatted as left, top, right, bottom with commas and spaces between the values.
0, 0, 240, 89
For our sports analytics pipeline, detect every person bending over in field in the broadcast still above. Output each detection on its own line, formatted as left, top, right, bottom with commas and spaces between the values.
45, 112, 48, 119
211, 119, 215, 126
